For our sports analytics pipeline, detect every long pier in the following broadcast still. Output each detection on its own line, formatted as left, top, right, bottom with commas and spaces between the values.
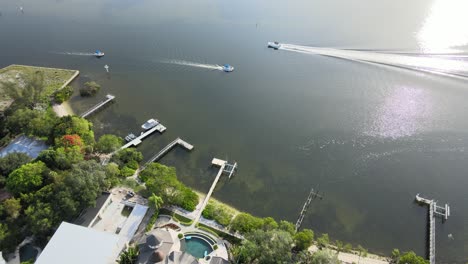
415, 194, 450, 264
120, 124, 166, 150
140, 137, 193, 170
295, 188, 322, 231
191, 158, 237, 226
80, 94, 115, 118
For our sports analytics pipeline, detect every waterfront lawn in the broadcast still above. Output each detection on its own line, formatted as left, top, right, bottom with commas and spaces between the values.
0, 64, 77, 111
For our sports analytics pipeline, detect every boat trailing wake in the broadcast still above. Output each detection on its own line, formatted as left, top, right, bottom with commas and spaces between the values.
54, 51, 97, 56
163, 60, 223, 71
279, 44, 468, 79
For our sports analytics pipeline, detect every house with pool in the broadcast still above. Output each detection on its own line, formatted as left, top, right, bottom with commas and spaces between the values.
135, 224, 230, 264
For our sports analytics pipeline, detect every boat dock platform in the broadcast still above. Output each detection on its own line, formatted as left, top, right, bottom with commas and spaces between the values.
295, 188, 323, 232
140, 137, 194, 170
191, 158, 238, 226
80, 94, 115, 118
120, 124, 166, 149
415, 194, 450, 264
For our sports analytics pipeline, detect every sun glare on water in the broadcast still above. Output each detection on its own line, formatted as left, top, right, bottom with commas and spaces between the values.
417, 0, 468, 53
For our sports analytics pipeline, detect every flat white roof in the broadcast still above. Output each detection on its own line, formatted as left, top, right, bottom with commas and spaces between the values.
35, 222, 120, 264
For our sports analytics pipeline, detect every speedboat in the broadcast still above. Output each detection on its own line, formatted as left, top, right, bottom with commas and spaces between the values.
94, 50, 105, 57
268, 41, 281, 49
222, 64, 234, 72
141, 119, 159, 130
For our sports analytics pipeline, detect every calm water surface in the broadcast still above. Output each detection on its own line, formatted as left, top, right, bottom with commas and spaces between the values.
1, 0, 468, 261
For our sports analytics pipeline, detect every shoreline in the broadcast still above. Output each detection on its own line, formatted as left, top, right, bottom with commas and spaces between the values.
52, 101, 75, 117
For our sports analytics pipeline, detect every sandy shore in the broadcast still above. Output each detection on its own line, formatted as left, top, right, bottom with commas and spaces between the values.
52, 101, 75, 117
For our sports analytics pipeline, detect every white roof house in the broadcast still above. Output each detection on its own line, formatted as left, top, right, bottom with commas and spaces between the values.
35, 222, 120, 264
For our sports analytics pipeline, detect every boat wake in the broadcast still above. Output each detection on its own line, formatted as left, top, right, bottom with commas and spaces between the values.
279, 44, 468, 79
163, 60, 223, 71
54, 51, 97, 56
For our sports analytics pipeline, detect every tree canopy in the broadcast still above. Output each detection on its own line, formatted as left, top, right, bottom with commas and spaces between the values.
234, 229, 293, 264
52, 116, 94, 146
6, 161, 48, 195
398, 251, 428, 264
0, 152, 31, 178
230, 213, 264, 233
310, 249, 340, 264
294, 229, 314, 251
96, 134, 123, 153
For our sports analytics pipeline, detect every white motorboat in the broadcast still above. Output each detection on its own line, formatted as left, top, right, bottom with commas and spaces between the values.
268, 41, 281, 49
141, 119, 159, 130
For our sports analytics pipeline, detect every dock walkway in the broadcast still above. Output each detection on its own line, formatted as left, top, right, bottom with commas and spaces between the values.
80, 94, 115, 118
140, 137, 193, 170
120, 124, 166, 150
415, 194, 450, 264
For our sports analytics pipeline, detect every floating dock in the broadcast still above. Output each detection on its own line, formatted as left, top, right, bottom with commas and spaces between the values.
415, 194, 450, 264
140, 137, 194, 170
80, 94, 115, 118
120, 124, 166, 150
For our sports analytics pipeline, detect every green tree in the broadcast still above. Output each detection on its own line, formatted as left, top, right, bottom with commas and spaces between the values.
54, 86, 73, 103
398, 251, 428, 264
316, 233, 330, 249
391, 248, 400, 263
105, 162, 121, 186
294, 250, 314, 264
24, 201, 55, 237
6, 108, 59, 138
294, 229, 314, 251
1, 71, 46, 108
279, 220, 296, 236
80, 81, 101, 97
96, 134, 123, 153
0, 152, 31, 177
262, 217, 279, 231
235, 229, 293, 264
3, 198, 21, 220
6, 161, 47, 195
148, 194, 164, 211
118, 246, 139, 264
230, 213, 264, 234
310, 249, 340, 264
52, 116, 94, 146
112, 148, 143, 169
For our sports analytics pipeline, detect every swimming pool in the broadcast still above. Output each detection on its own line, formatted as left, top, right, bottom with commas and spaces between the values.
180, 235, 213, 259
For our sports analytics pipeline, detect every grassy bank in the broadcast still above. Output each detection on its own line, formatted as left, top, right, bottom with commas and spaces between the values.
0, 64, 78, 111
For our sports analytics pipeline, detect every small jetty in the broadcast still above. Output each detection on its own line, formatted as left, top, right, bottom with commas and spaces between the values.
295, 187, 322, 231
140, 137, 194, 170
415, 194, 450, 264
191, 158, 238, 226
120, 124, 166, 150
80, 94, 115, 118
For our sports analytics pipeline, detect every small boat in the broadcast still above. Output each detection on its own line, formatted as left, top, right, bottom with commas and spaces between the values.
141, 119, 159, 130
268, 41, 281, 49
125, 133, 136, 142
222, 64, 234, 72
94, 50, 105, 57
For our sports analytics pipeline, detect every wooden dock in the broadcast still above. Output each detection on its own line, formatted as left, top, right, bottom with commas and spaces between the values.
415, 194, 450, 264
295, 188, 322, 231
140, 137, 193, 170
80, 94, 115, 118
120, 124, 166, 150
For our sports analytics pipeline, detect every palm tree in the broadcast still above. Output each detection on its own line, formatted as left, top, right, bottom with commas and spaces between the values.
148, 193, 164, 211
118, 246, 139, 264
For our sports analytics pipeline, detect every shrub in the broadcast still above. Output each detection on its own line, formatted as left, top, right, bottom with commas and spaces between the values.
54, 86, 73, 103
213, 244, 218, 250
120, 166, 136, 177
178, 233, 183, 239
80, 81, 100, 96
